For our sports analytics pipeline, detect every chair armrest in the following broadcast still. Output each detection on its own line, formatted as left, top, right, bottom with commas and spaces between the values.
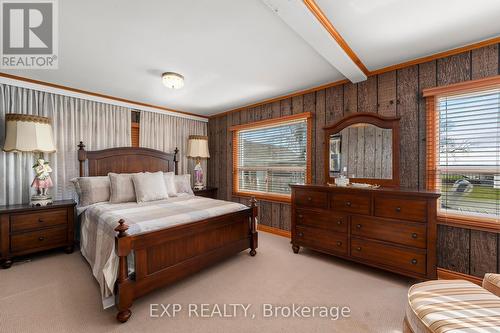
483, 273, 500, 297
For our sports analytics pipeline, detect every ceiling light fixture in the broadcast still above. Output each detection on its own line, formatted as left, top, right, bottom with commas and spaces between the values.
162, 72, 184, 89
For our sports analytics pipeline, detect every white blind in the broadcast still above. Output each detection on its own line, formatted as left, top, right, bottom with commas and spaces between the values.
434, 88, 500, 221
236, 119, 308, 195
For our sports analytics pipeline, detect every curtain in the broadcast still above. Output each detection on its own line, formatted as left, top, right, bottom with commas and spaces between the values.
139, 110, 207, 183
0, 84, 131, 205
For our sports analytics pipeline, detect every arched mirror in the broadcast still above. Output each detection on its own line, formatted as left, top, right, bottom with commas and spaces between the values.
324, 113, 401, 187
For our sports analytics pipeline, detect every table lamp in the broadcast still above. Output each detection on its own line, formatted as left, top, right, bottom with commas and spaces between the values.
3, 114, 56, 206
187, 135, 210, 190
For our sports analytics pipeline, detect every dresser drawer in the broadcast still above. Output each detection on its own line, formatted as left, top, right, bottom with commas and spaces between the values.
351, 216, 427, 248
11, 226, 67, 254
296, 209, 347, 233
374, 197, 427, 222
295, 226, 347, 255
294, 189, 328, 209
351, 238, 426, 275
331, 193, 370, 215
11, 209, 67, 233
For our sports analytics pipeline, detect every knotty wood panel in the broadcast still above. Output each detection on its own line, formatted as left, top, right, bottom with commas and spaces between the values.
437, 225, 470, 274
418, 61, 437, 189
315, 90, 326, 185
377, 71, 397, 116
470, 230, 498, 277
292, 95, 304, 115
358, 76, 377, 114
471, 44, 499, 79
343, 83, 357, 114
437, 52, 471, 86
280, 98, 292, 116
325, 86, 343, 126
208, 44, 500, 273
397, 65, 419, 188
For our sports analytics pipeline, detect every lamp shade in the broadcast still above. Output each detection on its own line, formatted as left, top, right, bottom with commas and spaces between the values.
3, 114, 56, 153
187, 135, 210, 158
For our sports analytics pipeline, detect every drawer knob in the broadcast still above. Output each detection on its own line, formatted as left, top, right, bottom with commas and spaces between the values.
356, 246, 362, 251
307, 197, 312, 201
346, 201, 352, 207
395, 207, 401, 212
337, 220, 342, 225
298, 232, 304, 237
298, 214, 303, 219
336, 241, 342, 247
38, 218, 45, 223
38, 236, 45, 241
356, 224, 362, 229
411, 233, 418, 239
411, 259, 418, 265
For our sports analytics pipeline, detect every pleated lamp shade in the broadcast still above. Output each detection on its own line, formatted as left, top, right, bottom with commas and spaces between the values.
187, 135, 210, 158
3, 114, 56, 153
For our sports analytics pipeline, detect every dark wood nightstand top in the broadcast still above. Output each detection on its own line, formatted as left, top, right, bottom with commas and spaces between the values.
193, 187, 218, 199
0, 200, 76, 214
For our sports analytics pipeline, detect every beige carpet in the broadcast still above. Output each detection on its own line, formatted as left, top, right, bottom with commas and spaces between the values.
0, 232, 414, 333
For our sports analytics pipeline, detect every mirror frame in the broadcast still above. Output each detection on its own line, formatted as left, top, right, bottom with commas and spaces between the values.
323, 113, 401, 187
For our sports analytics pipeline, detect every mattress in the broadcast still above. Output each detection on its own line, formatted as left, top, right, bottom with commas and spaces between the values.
79, 194, 248, 308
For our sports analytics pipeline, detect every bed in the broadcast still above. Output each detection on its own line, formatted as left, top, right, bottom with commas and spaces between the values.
77, 142, 258, 323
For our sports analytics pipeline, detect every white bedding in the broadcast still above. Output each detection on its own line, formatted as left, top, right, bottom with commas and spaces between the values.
79, 194, 248, 308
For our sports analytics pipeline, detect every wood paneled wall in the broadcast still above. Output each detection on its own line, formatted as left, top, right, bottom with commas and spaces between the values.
208, 44, 500, 277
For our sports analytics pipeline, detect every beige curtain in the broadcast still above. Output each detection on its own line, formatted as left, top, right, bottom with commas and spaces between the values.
0, 84, 131, 205
139, 110, 207, 183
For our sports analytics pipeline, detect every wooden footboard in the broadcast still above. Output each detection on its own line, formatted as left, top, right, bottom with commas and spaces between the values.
114, 199, 258, 323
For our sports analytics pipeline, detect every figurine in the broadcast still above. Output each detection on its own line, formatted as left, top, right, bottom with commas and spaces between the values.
31, 158, 53, 197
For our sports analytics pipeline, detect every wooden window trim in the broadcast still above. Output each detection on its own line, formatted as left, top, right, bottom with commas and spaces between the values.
230, 112, 312, 203
423, 76, 500, 232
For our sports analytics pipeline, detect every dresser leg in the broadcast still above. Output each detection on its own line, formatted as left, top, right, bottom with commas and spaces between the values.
64, 245, 74, 254
1, 259, 13, 269
292, 245, 300, 254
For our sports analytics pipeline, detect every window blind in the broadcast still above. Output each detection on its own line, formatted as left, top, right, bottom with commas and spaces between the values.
236, 118, 308, 196
431, 88, 500, 221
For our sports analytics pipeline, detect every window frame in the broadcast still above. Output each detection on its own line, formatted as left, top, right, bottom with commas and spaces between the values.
230, 112, 313, 203
423, 75, 500, 232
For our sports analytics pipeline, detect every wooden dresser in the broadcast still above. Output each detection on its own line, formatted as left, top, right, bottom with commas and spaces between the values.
0, 200, 76, 269
290, 185, 440, 279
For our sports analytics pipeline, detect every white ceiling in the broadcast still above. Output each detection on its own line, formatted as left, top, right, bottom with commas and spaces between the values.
316, 0, 500, 70
2, 0, 500, 116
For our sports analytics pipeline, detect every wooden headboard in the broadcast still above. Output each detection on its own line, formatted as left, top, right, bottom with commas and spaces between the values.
77, 141, 178, 177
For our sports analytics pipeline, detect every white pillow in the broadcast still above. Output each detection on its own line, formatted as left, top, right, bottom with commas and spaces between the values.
132, 172, 168, 203
109, 173, 138, 203
163, 172, 177, 197
174, 174, 194, 195
71, 176, 110, 206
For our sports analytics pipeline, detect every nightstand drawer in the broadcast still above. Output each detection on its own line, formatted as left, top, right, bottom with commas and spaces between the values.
11, 226, 67, 254
11, 209, 67, 233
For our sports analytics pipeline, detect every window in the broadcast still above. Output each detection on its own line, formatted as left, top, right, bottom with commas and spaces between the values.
231, 113, 312, 202
424, 79, 500, 229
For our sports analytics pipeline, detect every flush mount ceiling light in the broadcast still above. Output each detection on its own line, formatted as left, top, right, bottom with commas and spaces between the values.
162, 72, 184, 89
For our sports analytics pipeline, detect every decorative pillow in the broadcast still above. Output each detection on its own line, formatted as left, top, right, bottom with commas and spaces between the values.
163, 171, 177, 197
483, 273, 500, 297
71, 176, 110, 207
109, 173, 138, 203
174, 174, 194, 195
132, 171, 168, 203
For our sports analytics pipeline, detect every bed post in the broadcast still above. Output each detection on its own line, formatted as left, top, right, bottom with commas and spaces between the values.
173, 147, 179, 175
115, 219, 133, 323
77, 141, 86, 177
249, 197, 258, 256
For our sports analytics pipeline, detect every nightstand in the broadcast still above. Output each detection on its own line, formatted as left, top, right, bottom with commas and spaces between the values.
193, 187, 218, 199
0, 200, 76, 269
